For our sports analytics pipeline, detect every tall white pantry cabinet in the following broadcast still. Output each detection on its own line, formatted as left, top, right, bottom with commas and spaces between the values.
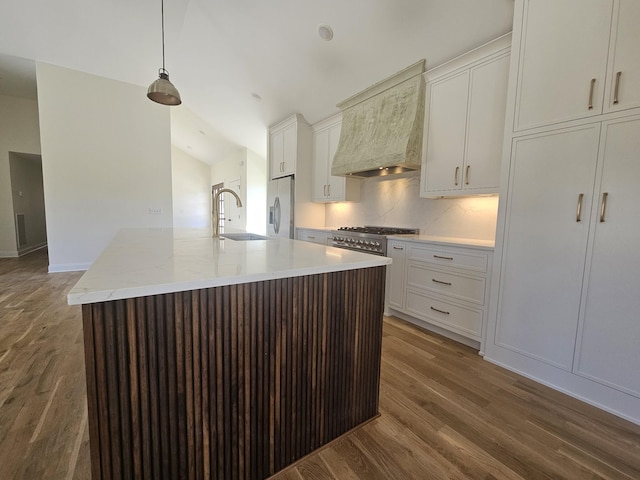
487, 0, 640, 425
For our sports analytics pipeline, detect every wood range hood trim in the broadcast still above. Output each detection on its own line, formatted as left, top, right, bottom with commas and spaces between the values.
331, 59, 426, 178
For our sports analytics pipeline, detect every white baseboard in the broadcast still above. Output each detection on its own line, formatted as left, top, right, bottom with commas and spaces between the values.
18, 243, 47, 256
0, 243, 47, 258
483, 347, 640, 426
48, 262, 91, 273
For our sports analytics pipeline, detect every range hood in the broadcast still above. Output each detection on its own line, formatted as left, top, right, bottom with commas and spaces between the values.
331, 60, 426, 178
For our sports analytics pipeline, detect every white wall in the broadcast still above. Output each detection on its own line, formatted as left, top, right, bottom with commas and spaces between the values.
171, 146, 212, 230
325, 172, 498, 240
8, 153, 47, 254
211, 148, 244, 186
37, 63, 173, 272
0, 94, 42, 257
245, 149, 266, 235
210, 147, 268, 235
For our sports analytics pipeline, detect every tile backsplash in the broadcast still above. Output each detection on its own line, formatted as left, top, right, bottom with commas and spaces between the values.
325, 172, 499, 240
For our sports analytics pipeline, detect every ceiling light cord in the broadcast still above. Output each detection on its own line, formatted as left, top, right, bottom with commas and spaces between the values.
147, 0, 181, 105
160, 0, 166, 73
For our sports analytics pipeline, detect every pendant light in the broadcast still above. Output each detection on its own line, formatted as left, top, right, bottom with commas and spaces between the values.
147, 0, 181, 105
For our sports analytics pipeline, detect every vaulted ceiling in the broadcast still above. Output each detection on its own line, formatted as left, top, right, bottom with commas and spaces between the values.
0, 0, 514, 165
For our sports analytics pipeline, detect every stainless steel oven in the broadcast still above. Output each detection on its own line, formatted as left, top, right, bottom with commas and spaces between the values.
330, 226, 419, 256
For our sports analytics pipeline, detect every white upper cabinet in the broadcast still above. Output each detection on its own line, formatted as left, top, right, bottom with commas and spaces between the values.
312, 115, 360, 203
465, 54, 511, 191
421, 34, 511, 197
422, 71, 469, 193
514, 0, 640, 131
269, 114, 311, 180
603, 0, 640, 114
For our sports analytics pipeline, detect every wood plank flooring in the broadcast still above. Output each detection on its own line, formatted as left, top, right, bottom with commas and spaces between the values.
2, 249, 640, 479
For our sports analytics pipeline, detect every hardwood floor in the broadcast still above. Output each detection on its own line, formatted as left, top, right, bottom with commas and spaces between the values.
0, 249, 88, 479
1, 249, 639, 479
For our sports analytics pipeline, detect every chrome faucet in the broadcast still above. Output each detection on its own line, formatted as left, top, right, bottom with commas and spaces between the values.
213, 188, 243, 238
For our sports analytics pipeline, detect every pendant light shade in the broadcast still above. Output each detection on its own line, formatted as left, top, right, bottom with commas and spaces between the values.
147, 68, 181, 105
147, 0, 181, 106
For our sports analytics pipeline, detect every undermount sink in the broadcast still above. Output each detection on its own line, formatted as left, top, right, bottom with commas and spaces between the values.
220, 233, 270, 241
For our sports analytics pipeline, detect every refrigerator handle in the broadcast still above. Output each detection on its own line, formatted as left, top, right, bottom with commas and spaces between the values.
274, 197, 281, 234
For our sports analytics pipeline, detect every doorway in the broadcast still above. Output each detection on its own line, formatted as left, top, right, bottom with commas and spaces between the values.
224, 178, 242, 232
6, 152, 47, 256
212, 178, 243, 235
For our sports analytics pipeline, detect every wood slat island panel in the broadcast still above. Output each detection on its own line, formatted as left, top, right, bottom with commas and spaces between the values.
81, 266, 386, 479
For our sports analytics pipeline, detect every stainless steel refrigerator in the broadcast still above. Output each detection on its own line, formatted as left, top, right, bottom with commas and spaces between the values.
267, 175, 294, 238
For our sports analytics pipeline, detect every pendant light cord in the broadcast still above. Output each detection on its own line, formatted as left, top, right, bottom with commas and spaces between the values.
161, 0, 166, 72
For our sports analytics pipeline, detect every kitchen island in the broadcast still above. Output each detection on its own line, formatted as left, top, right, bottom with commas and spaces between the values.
68, 229, 390, 480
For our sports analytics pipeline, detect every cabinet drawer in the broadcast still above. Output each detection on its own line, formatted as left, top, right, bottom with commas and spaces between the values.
406, 290, 482, 338
299, 231, 328, 245
407, 263, 486, 305
408, 245, 488, 273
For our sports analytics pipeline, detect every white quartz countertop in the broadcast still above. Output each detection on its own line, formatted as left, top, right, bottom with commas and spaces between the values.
67, 229, 391, 305
386, 234, 495, 250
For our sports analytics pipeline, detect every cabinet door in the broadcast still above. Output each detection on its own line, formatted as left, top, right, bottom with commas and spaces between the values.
514, 0, 613, 131
281, 123, 297, 176
604, 0, 640, 113
326, 124, 345, 201
312, 130, 329, 201
270, 130, 284, 179
495, 125, 600, 371
463, 54, 510, 192
575, 117, 640, 397
386, 241, 407, 310
423, 71, 469, 193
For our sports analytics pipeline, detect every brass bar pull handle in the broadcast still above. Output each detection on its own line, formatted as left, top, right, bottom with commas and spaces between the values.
392, 246, 404, 250
576, 193, 584, 222
454, 166, 460, 186
465, 165, 470, 185
433, 255, 454, 260
588, 78, 596, 110
430, 306, 450, 315
613, 71, 622, 105
600, 192, 608, 222
432, 278, 452, 286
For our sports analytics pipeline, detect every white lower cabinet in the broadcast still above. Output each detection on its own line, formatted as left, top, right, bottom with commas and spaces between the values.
495, 124, 601, 370
297, 228, 331, 245
574, 116, 640, 398
386, 239, 492, 348
492, 114, 640, 408
386, 241, 407, 310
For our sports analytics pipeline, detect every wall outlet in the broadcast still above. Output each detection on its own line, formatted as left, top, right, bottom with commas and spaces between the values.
148, 207, 163, 215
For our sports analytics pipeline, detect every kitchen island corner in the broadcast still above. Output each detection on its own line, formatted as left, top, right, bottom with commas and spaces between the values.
68, 228, 390, 479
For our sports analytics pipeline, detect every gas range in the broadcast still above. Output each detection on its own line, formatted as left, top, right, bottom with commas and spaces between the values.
330, 226, 419, 256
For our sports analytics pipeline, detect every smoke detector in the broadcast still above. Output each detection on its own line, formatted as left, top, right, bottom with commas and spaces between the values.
318, 24, 334, 41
